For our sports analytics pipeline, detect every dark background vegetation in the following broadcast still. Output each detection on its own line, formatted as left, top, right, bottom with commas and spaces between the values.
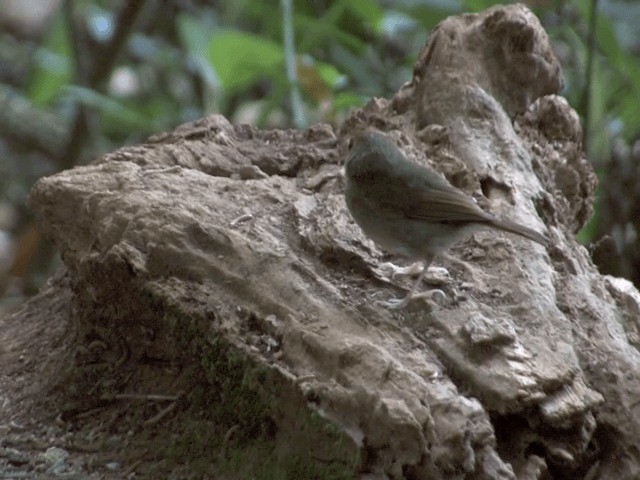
1, 0, 639, 302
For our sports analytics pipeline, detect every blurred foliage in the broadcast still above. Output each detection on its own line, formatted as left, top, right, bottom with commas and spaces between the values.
1, 0, 640, 295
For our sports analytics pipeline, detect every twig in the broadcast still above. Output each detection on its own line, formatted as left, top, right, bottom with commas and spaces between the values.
111, 393, 183, 402
122, 457, 145, 477
223, 424, 240, 445
142, 401, 178, 426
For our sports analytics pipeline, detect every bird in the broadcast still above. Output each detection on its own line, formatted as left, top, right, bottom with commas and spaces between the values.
343, 129, 548, 308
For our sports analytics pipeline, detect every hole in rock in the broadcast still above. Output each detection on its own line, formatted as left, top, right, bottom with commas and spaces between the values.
480, 176, 511, 201
492, 412, 603, 480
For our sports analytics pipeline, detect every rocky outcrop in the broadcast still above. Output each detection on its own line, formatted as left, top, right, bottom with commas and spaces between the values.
9, 4, 640, 479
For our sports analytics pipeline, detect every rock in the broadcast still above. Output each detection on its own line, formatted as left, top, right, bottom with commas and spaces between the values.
6, 3, 640, 479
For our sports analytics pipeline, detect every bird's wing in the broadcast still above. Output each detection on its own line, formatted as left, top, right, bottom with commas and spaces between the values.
381, 183, 494, 224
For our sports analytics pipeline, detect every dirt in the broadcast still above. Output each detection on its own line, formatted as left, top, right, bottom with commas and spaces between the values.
0, 271, 352, 480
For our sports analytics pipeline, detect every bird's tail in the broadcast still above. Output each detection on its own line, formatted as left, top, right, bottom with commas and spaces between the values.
490, 217, 548, 247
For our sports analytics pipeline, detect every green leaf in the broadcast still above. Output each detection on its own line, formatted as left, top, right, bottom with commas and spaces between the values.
595, 13, 626, 73
347, 0, 384, 30
177, 13, 219, 89
397, 0, 461, 30
315, 61, 345, 89
585, 58, 612, 161
577, 201, 599, 244
208, 30, 284, 92
459, 0, 496, 13
295, 12, 367, 53
63, 85, 152, 129
617, 93, 640, 138
333, 91, 367, 111
28, 10, 72, 105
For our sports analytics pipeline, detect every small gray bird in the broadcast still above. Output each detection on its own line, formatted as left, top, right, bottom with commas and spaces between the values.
343, 129, 548, 308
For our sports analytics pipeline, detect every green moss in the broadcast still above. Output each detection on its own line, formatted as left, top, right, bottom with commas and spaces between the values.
152, 308, 357, 479
164, 311, 270, 433
215, 439, 355, 480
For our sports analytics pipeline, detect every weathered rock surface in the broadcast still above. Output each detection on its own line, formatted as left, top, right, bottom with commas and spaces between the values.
3, 3, 640, 479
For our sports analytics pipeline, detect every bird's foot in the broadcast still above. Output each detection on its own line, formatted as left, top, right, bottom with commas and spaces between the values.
376, 288, 447, 309
424, 267, 450, 283
414, 289, 446, 303
376, 296, 410, 309
379, 262, 450, 284
379, 261, 423, 279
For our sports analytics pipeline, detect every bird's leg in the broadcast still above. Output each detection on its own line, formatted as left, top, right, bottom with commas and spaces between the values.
379, 261, 424, 279
379, 262, 450, 283
378, 256, 446, 309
